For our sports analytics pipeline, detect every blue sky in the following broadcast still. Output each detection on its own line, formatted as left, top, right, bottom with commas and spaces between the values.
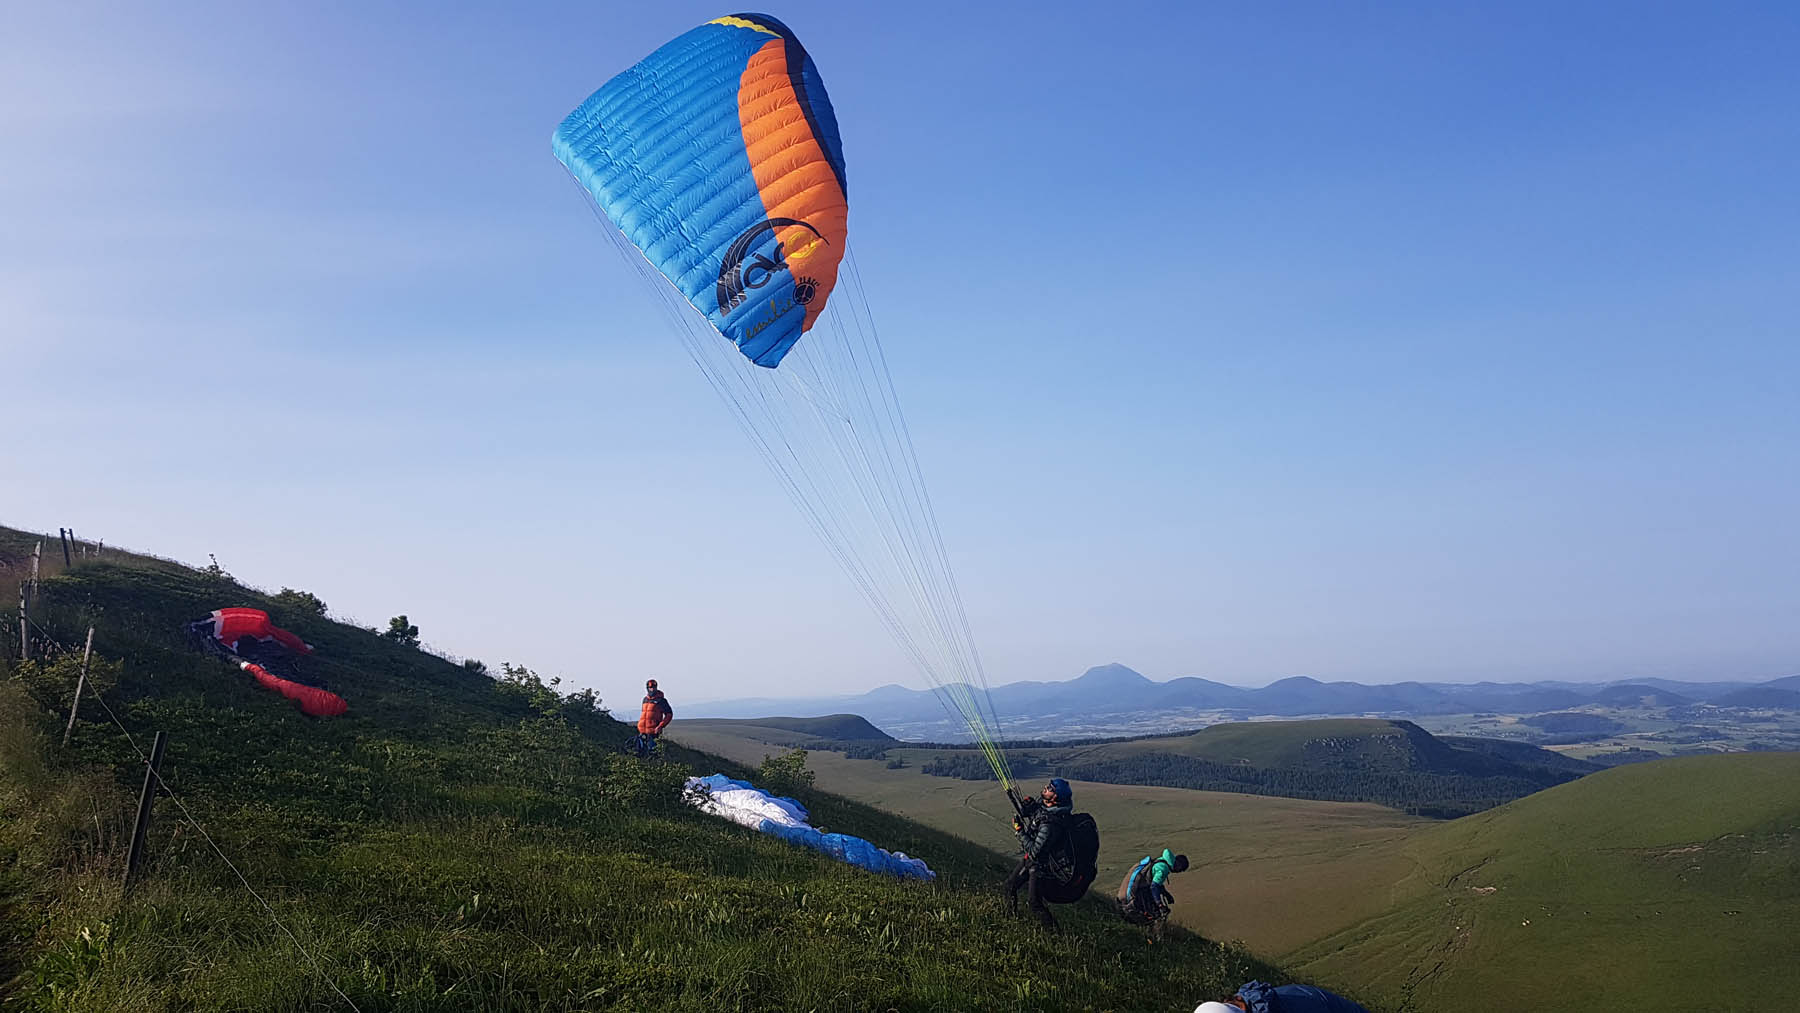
6, 2, 1796, 704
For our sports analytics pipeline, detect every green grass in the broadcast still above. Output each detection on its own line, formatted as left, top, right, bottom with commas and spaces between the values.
0, 529, 1287, 1012
1286, 753, 1800, 1012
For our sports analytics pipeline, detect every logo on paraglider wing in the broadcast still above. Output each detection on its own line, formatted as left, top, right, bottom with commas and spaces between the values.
716, 218, 827, 314
792, 276, 819, 306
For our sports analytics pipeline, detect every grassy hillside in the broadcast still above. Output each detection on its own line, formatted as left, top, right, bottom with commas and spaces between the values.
1102, 719, 1409, 768
1085, 719, 1596, 778
0, 531, 1286, 1012
1287, 753, 1800, 1012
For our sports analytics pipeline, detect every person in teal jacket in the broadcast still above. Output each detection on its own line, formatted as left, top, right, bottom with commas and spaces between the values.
1117, 848, 1189, 927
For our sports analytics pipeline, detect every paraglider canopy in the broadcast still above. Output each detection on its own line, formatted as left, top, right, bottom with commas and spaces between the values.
686, 774, 933, 881
553, 12, 849, 368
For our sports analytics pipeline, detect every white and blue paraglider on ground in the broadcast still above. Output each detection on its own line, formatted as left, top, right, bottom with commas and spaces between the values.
685, 774, 934, 882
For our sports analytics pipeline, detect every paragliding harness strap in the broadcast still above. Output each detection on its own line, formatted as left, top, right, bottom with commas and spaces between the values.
627, 733, 658, 758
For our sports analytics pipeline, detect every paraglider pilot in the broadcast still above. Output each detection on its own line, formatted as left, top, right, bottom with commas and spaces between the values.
1120, 848, 1189, 933
632, 679, 673, 756
1005, 778, 1091, 931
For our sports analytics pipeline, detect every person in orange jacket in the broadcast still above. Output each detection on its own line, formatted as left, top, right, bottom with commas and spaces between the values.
631, 679, 673, 756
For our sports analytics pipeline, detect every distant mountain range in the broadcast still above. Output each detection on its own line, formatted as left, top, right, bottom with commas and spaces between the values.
688, 663, 1799, 738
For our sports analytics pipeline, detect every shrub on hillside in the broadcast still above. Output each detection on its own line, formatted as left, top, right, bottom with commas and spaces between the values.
8, 653, 122, 715
492, 663, 608, 723
485, 711, 604, 792
383, 615, 421, 647
272, 588, 327, 618
561, 685, 605, 717
758, 748, 816, 799
597, 753, 694, 813
496, 662, 562, 714
200, 553, 233, 584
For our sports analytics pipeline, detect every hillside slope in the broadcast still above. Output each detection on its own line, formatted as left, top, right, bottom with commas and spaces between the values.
0, 531, 1285, 1012
1286, 753, 1800, 1012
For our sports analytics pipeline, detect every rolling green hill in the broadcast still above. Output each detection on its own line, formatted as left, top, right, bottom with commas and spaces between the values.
1287, 752, 1800, 1012
682, 715, 897, 743
0, 527, 1284, 1012
1086, 719, 1596, 779
913, 719, 1599, 817
1103, 718, 1415, 768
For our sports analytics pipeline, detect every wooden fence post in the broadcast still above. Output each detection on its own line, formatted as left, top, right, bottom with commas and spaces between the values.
16, 581, 25, 663
62, 627, 96, 748
60, 528, 72, 567
123, 731, 169, 890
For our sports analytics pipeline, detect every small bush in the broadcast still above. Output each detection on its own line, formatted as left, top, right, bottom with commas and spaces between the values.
561, 685, 607, 718
7, 654, 122, 715
757, 748, 816, 799
382, 615, 420, 647
200, 554, 233, 583
271, 588, 327, 617
496, 662, 561, 715
597, 753, 693, 813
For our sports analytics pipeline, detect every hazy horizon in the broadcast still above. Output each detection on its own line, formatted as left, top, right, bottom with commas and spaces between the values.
7, 2, 1797, 703
684, 661, 1784, 708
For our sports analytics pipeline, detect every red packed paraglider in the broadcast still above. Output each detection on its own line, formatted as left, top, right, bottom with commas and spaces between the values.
185, 607, 346, 718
